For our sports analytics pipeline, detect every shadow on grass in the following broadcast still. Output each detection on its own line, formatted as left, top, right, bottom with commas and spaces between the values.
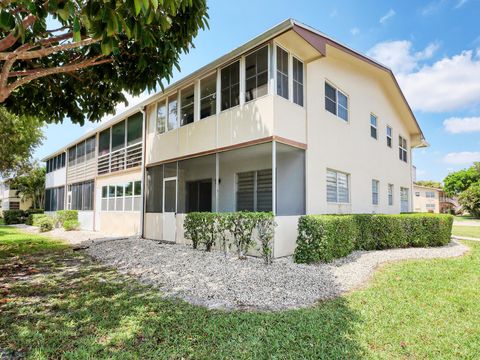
0, 248, 366, 359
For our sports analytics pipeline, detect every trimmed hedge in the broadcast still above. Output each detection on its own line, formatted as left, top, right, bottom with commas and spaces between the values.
30, 214, 48, 227
38, 217, 54, 232
26, 209, 45, 225
4, 209, 44, 225
294, 213, 453, 264
56, 210, 78, 226
63, 219, 80, 231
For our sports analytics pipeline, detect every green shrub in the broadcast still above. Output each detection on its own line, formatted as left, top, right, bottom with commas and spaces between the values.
255, 212, 276, 265
56, 210, 78, 226
30, 214, 48, 227
294, 213, 454, 264
183, 212, 217, 251
38, 217, 54, 232
63, 219, 80, 231
3, 210, 27, 225
294, 215, 358, 263
26, 209, 45, 225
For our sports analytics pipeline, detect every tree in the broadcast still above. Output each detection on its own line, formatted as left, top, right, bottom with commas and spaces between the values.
458, 184, 480, 218
415, 180, 442, 189
0, 0, 208, 125
9, 162, 46, 209
443, 164, 480, 196
0, 106, 44, 177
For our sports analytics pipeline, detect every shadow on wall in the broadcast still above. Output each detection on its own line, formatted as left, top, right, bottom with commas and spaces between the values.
0, 248, 367, 358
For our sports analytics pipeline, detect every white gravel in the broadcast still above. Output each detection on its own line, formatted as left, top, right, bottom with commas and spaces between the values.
86, 239, 469, 311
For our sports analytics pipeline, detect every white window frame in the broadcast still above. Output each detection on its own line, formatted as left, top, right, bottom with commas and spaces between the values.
372, 179, 379, 205
386, 126, 393, 148
399, 135, 408, 163
325, 81, 349, 122
244, 44, 270, 103
326, 169, 350, 204
292, 55, 304, 107
370, 114, 378, 140
156, 99, 167, 135
220, 59, 241, 112
275, 44, 289, 100
199, 71, 217, 120
388, 184, 394, 206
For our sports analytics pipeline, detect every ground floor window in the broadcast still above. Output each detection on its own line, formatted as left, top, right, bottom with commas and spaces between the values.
186, 179, 212, 212
9, 201, 20, 210
327, 169, 349, 203
236, 169, 272, 212
400, 187, 409, 212
68, 181, 94, 211
101, 180, 141, 212
45, 186, 65, 211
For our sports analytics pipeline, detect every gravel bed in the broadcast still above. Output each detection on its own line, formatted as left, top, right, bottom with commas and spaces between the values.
87, 239, 468, 311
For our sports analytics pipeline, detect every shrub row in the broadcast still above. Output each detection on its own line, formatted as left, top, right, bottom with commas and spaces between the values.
294, 213, 454, 264
184, 212, 276, 264
3, 209, 44, 225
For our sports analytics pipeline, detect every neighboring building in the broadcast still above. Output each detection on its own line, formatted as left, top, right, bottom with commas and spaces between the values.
439, 190, 461, 214
43, 19, 427, 256
0, 181, 32, 214
413, 184, 441, 213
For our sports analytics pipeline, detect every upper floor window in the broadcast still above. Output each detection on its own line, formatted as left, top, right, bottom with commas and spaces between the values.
426, 191, 436, 198
168, 96, 178, 131
370, 114, 378, 139
111, 120, 125, 152
415, 191, 420, 197
245, 46, 268, 102
221, 61, 240, 111
372, 179, 379, 205
293, 57, 304, 106
127, 113, 143, 146
156, 101, 167, 134
327, 169, 349, 203
388, 184, 394, 206
325, 82, 348, 121
46, 153, 65, 173
386, 126, 392, 148
399, 135, 408, 162
180, 85, 194, 126
276, 46, 289, 99
76, 140, 85, 164
200, 73, 217, 119
99, 128, 110, 156
85, 136, 96, 161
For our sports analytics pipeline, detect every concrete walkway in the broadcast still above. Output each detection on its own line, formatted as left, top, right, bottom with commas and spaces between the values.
452, 235, 480, 242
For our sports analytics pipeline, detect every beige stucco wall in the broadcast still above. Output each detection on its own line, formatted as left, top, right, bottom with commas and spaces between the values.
95, 169, 142, 236
305, 48, 414, 215
413, 185, 441, 213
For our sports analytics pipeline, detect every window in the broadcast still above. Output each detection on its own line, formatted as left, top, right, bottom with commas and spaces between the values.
236, 169, 272, 211
146, 165, 164, 213
44, 186, 65, 211
426, 203, 436, 211
325, 82, 348, 121
387, 126, 392, 147
180, 85, 195, 126
221, 61, 240, 111
86, 136, 96, 161
415, 191, 420, 197
156, 101, 167, 134
68, 147, 76, 166
127, 113, 142, 146
276, 46, 289, 99
327, 170, 349, 203
372, 180, 379, 205
426, 191, 436, 198
76, 140, 85, 164
99, 128, 110, 156
111, 120, 125, 152
45, 153, 66, 173
370, 114, 377, 139
399, 136, 408, 162
245, 46, 268, 102
400, 187, 409, 212
293, 57, 304, 106
9, 201, 20, 210
168, 97, 178, 131
69, 181, 94, 211
102, 180, 141, 212
388, 184, 394, 206
200, 73, 217, 119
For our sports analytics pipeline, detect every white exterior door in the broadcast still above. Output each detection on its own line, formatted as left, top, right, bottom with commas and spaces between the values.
163, 177, 177, 242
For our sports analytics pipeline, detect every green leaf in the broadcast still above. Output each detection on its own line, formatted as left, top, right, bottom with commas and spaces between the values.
73, 17, 81, 42
0, 11, 15, 31
142, 0, 150, 11
134, 0, 143, 15
151, 0, 159, 10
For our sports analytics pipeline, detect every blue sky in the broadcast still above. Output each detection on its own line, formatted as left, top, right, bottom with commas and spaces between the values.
35, 0, 480, 182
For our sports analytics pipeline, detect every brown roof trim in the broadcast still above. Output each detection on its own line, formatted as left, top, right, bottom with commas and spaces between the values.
146, 136, 307, 167
292, 23, 424, 141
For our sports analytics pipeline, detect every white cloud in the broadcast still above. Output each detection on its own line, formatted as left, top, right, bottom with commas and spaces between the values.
368, 39, 480, 112
350, 27, 360, 36
443, 116, 480, 133
420, 0, 446, 16
443, 152, 480, 164
455, 0, 468, 8
367, 40, 439, 74
379, 9, 396, 24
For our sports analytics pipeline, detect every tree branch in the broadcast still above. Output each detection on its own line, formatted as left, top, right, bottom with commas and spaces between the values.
0, 14, 36, 52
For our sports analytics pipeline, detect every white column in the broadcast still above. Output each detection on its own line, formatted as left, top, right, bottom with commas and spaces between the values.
272, 140, 276, 215
215, 152, 219, 212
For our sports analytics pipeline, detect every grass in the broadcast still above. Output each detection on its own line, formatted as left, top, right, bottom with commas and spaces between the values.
454, 215, 480, 222
1, 226, 480, 359
453, 225, 480, 239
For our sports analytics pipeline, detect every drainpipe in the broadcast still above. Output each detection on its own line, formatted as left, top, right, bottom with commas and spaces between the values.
139, 106, 147, 238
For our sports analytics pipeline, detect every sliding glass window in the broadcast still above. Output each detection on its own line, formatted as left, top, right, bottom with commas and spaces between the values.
156, 101, 167, 134
200, 73, 217, 119
180, 85, 195, 126
245, 46, 268, 102
276, 46, 289, 99
221, 61, 240, 111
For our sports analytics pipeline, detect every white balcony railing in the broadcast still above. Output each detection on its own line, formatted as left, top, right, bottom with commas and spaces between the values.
98, 142, 142, 175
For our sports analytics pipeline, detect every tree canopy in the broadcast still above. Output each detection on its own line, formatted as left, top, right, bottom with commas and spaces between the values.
443, 163, 480, 196
415, 180, 442, 189
0, 106, 44, 177
0, 0, 208, 125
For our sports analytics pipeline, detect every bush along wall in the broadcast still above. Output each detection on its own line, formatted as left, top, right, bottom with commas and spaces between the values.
183, 212, 276, 264
294, 213, 454, 264
3, 209, 44, 225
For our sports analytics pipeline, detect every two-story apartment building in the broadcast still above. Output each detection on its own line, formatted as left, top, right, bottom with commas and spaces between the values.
0, 181, 32, 213
413, 184, 441, 213
43, 19, 427, 256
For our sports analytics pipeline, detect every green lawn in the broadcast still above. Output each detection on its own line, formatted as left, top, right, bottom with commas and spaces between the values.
1, 226, 479, 359
453, 225, 480, 239
454, 215, 480, 223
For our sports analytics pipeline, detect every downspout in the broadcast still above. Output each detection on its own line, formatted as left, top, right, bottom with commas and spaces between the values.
139, 106, 147, 238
